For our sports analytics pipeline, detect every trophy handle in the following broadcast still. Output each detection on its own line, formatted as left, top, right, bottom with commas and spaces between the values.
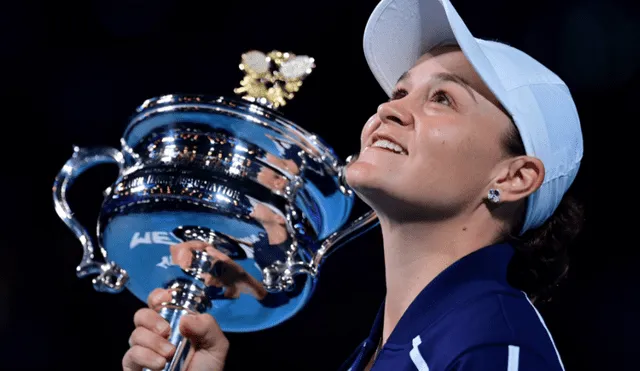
310, 210, 379, 273
262, 154, 380, 289
52, 145, 129, 293
311, 153, 380, 272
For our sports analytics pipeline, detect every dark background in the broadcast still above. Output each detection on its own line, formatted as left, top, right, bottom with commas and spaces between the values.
0, 0, 636, 370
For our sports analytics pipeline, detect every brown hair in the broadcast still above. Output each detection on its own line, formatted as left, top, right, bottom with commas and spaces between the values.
501, 124, 585, 306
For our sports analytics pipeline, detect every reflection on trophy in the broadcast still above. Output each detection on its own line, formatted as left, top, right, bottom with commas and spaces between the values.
52, 50, 379, 371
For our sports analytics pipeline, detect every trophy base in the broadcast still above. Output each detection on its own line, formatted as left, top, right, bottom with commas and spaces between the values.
100, 211, 314, 332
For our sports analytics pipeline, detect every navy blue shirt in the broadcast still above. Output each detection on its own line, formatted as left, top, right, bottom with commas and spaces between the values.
340, 243, 565, 371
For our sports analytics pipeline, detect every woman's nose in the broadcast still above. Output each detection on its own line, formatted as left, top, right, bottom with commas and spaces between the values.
377, 100, 412, 127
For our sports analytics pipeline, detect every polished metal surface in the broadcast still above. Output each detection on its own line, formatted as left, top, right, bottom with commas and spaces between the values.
142, 275, 212, 371
53, 146, 130, 293
53, 93, 380, 369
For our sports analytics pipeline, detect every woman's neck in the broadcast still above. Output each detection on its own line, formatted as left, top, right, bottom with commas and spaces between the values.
378, 212, 499, 345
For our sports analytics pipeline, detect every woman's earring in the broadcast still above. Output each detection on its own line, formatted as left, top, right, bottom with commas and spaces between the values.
488, 189, 501, 203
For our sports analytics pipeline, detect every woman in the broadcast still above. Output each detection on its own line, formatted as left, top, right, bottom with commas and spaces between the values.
122, 0, 584, 370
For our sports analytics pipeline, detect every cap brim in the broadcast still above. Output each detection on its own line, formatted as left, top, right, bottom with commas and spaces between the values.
363, 0, 509, 105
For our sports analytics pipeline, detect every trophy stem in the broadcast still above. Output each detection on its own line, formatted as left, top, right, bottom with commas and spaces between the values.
159, 306, 192, 371
143, 279, 211, 371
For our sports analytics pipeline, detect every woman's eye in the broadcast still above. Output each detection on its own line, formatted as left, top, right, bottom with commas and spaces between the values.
432, 90, 452, 106
390, 88, 408, 101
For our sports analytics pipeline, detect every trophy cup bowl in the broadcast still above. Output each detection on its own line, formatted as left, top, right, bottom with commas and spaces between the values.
53, 51, 379, 371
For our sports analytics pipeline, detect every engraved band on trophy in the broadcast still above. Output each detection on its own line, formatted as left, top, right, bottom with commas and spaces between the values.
52, 50, 379, 371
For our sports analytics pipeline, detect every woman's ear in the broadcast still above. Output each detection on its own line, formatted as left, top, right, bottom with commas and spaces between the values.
493, 156, 545, 203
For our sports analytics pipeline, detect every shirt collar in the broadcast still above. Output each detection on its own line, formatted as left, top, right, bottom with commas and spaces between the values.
365, 242, 515, 345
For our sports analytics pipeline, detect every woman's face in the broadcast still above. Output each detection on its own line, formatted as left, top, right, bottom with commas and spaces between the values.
346, 46, 515, 220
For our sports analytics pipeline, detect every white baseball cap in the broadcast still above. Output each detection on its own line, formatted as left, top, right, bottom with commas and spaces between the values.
363, 0, 584, 234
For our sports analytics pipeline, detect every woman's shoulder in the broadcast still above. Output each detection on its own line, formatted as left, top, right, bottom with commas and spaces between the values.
375, 289, 565, 371
437, 289, 548, 338
420, 289, 564, 368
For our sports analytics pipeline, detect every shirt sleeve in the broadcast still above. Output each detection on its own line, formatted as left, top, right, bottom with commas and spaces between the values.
446, 344, 561, 371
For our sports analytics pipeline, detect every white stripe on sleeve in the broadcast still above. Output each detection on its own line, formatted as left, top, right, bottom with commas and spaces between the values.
409, 335, 430, 371
508, 345, 520, 371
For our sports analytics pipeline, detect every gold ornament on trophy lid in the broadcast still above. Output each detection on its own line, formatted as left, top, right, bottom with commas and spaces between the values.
234, 50, 316, 109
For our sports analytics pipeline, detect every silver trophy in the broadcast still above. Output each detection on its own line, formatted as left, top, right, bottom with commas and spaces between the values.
52, 50, 379, 371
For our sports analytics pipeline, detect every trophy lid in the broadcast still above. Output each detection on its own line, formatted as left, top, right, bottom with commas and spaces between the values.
122, 50, 339, 170
233, 50, 316, 110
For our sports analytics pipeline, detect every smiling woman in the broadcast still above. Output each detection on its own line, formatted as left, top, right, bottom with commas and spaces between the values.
345, 37, 584, 368
120, 0, 585, 370
338, 0, 584, 369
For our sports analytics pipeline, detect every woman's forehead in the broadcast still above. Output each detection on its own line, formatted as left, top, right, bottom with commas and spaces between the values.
409, 48, 501, 105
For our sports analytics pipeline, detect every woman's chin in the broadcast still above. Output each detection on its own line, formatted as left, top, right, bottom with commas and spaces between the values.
344, 161, 389, 195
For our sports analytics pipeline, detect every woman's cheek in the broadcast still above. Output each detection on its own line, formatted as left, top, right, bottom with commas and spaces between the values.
361, 114, 379, 144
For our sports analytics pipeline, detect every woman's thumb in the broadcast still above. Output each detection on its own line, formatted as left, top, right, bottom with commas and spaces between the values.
179, 313, 229, 353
